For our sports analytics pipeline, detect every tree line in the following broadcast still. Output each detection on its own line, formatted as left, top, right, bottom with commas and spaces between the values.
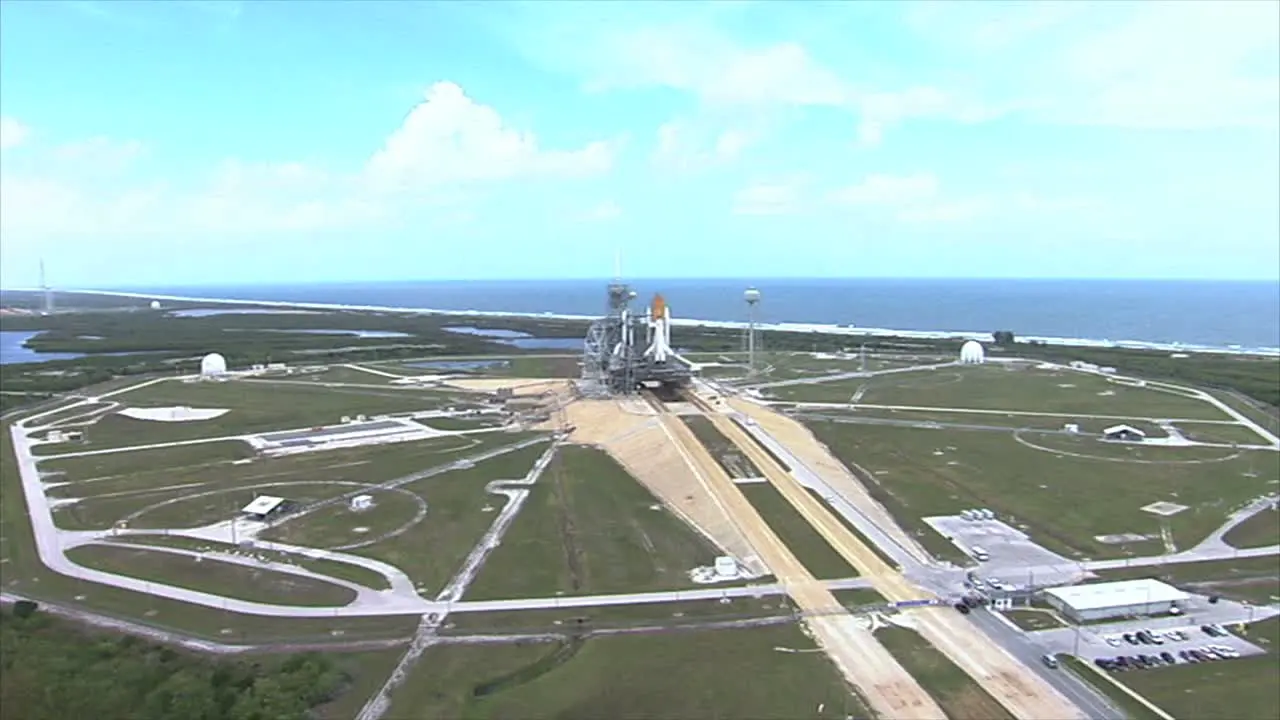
1, 605, 351, 720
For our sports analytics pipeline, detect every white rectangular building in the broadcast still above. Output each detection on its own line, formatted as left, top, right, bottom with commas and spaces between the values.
1043, 579, 1188, 622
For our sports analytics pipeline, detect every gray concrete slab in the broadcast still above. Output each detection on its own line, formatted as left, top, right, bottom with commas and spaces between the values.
925, 515, 1081, 587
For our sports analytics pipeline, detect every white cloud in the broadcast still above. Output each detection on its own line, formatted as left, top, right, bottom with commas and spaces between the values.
857, 88, 1002, 148
1051, 1, 1280, 129
53, 136, 145, 173
910, 0, 1280, 130
577, 200, 622, 222
733, 180, 802, 216
651, 120, 761, 171
0, 117, 29, 151
365, 82, 614, 192
828, 173, 939, 206
827, 173, 999, 225
0, 81, 616, 243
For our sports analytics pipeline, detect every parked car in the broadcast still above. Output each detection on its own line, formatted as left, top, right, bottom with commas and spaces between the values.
1123, 633, 1137, 645
1160, 651, 1176, 664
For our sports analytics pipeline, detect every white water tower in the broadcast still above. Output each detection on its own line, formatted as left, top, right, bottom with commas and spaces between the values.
744, 287, 761, 375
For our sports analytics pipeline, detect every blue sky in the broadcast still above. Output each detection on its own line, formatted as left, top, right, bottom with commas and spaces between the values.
1, 0, 1277, 287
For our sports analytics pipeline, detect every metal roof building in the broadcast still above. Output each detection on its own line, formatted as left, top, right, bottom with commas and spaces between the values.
241, 495, 288, 520
1102, 424, 1147, 442
1043, 579, 1188, 622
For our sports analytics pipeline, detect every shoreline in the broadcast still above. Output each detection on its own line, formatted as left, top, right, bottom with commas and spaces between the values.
8, 287, 1280, 359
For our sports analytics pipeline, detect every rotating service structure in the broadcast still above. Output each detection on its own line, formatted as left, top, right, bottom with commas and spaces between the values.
581, 281, 693, 395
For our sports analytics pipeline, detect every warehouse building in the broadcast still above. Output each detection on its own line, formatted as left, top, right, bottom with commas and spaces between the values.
1102, 424, 1147, 442
1043, 579, 1188, 623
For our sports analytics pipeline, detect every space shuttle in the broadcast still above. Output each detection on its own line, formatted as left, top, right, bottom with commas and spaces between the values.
644, 294, 674, 362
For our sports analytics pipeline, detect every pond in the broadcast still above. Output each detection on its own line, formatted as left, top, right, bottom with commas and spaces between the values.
240, 329, 413, 339
0, 332, 166, 366
0, 331, 87, 365
444, 326, 581, 351
405, 359, 511, 371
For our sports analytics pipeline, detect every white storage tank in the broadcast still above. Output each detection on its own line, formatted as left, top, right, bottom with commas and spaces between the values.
200, 352, 228, 377
959, 341, 986, 365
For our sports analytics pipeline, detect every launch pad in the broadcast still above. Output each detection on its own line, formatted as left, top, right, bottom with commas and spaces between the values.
580, 281, 694, 396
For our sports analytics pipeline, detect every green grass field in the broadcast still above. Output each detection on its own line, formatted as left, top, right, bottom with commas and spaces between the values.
464, 445, 720, 600
1059, 656, 1164, 720
1002, 609, 1066, 631
681, 415, 762, 479
488, 355, 581, 378
738, 484, 857, 579
258, 489, 427, 551
39, 439, 255, 478
27, 401, 115, 426
345, 442, 552, 596
1172, 421, 1276, 445
805, 406, 1168, 437
875, 625, 1014, 719
747, 354, 934, 382
1222, 509, 1280, 549
807, 421, 1279, 560
50, 379, 457, 449
46, 433, 526, 531
387, 624, 869, 719
1117, 617, 1279, 720
3, 414, 423, 642
445, 595, 793, 633
773, 364, 1229, 420
111, 534, 393, 590
65, 543, 358, 607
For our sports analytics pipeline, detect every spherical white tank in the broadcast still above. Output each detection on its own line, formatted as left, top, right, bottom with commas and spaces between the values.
959, 340, 985, 365
200, 352, 228, 376
149, 300, 161, 310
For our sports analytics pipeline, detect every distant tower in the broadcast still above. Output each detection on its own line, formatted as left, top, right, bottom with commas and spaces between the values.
39, 258, 53, 314
744, 287, 761, 375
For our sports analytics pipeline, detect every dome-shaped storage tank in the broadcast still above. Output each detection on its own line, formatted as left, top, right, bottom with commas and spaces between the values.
200, 352, 228, 376
959, 340, 985, 365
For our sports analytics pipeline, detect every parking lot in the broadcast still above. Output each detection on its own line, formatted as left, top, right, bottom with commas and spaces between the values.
1011, 598, 1277, 666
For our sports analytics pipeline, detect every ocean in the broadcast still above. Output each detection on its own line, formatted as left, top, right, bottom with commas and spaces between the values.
114, 278, 1280, 354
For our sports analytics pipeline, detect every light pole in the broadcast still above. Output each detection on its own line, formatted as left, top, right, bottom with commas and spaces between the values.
744, 288, 761, 376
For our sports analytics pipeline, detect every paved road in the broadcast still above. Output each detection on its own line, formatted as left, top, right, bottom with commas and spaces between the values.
791, 411, 1095, 436
1192, 495, 1279, 553
969, 608, 1125, 720
743, 362, 958, 391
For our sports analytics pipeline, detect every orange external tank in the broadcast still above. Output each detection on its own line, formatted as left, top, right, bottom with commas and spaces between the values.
651, 293, 667, 319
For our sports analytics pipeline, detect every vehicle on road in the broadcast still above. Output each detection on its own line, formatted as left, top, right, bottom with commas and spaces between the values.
1041, 654, 1059, 669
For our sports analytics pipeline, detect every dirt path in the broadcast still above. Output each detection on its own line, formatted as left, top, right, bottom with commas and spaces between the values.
658, 400, 946, 720
706, 393, 1087, 720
